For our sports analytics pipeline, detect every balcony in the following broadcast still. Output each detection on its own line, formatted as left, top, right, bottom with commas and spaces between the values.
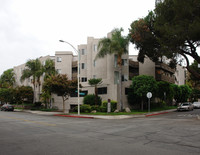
156, 74, 175, 83
155, 62, 175, 74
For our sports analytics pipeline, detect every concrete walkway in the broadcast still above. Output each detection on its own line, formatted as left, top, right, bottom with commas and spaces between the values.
14, 109, 176, 119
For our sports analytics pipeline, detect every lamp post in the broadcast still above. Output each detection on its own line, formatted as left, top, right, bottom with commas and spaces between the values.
59, 40, 80, 115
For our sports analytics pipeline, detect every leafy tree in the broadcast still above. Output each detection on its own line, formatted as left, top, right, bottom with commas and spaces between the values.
14, 86, 33, 106
88, 78, 102, 105
96, 28, 129, 111
187, 60, 200, 89
179, 85, 192, 103
156, 81, 174, 105
43, 74, 77, 113
129, 75, 157, 110
0, 88, 14, 104
21, 59, 43, 103
129, 0, 200, 79
171, 84, 182, 105
0, 69, 15, 88
190, 88, 200, 102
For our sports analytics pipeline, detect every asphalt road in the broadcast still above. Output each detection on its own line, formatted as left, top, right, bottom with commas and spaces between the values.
0, 109, 200, 155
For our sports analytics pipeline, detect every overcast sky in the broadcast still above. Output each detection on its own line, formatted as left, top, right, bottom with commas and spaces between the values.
0, 0, 155, 75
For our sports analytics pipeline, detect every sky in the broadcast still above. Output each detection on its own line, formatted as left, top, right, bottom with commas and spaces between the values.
0, 0, 156, 75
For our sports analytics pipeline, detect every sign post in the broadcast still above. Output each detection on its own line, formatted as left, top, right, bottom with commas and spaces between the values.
147, 92, 152, 113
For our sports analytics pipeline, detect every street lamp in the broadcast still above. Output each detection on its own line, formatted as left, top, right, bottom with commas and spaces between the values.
59, 40, 80, 115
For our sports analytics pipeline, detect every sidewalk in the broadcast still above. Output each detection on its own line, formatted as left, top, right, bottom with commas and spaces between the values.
15, 109, 176, 119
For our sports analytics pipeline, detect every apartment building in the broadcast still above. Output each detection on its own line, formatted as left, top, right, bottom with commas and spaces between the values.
129, 55, 186, 85
13, 32, 186, 111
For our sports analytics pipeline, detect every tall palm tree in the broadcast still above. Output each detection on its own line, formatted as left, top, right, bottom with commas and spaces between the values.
21, 59, 43, 103
43, 59, 57, 80
96, 28, 129, 111
42, 58, 56, 108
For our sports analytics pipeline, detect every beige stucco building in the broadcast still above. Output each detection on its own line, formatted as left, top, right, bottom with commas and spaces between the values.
13, 32, 186, 112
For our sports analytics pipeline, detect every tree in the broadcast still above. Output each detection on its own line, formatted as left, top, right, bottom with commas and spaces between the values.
0, 69, 15, 88
187, 60, 200, 89
43, 74, 77, 113
179, 85, 192, 103
156, 81, 174, 105
0, 88, 14, 104
14, 86, 33, 106
129, 75, 157, 110
21, 59, 43, 103
88, 78, 102, 105
171, 84, 182, 105
43, 59, 57, 80
96, 28, 129, 111
129, 0, 200, 79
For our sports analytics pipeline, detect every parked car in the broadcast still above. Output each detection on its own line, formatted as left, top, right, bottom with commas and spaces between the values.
177, 102, 194, 111
1, 104, 14, 111
193, 102, 200, 109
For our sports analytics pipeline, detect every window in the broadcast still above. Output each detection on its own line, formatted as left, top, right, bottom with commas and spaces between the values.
114, 55, 118, 67
114, 71, 119, 84
122, 75, 128, 81
98, 87, 107, 94
81, 49, 86, 55
56, 69, 61, 74
57, 57, 62, 62
122, 59, 128, 66
93, 60, 96, 67
93, 75, 96, 79
81, 77, 87, 82
94, 44, 97, 52
81, 63, 86, 69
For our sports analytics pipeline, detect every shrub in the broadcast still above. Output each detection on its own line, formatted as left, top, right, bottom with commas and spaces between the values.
99, 106, 107, 112
74, 104, 92, 113
91, 105, 100, 111
102, 100, 117, 112
83, 94, 102, 106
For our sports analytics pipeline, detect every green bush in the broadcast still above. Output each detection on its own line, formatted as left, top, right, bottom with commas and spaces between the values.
102, 100, 117, 112
91, 105, 100, 111
99, 106, 107, 112
83, 94, 102, 106
74, 104, 92, 113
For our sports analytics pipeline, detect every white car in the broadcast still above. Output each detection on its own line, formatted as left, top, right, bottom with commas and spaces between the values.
193, 102, 200, 109
177, 102, 194, 111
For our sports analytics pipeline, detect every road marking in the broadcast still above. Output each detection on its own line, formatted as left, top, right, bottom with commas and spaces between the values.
0, 116, 56, 127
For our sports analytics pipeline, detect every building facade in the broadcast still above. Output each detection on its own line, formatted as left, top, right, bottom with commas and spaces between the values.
13, 32, 186, 111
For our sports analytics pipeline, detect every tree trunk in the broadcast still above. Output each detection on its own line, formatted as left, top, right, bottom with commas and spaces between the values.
119, 66, 123, 111
95, 85, 98, 105
33, 82, 36, 103
62, 96, 66, 113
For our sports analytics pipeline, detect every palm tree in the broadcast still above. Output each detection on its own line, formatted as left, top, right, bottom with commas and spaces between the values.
88, 78, 102, 105
43, 59, 57, 80
42, 58, 56, 108
96, 28, 129, 111
21, 59, 43, 103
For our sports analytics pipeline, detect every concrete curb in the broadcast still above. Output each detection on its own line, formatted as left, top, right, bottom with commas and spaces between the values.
14, 109, 176, 119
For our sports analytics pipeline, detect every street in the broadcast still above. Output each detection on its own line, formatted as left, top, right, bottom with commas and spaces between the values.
0, 109, 200, 155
